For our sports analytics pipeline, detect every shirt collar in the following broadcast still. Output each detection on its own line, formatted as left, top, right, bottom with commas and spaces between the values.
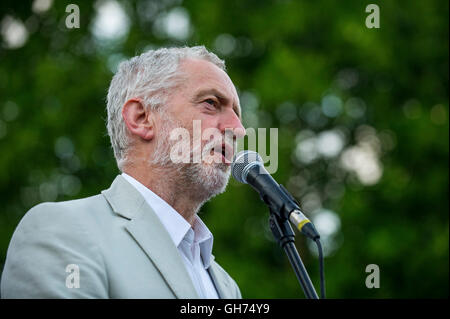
121, 173, 214, 269
192, 216, 215, 268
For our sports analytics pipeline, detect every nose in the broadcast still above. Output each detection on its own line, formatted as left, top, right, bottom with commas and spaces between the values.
219, 108, 246, 139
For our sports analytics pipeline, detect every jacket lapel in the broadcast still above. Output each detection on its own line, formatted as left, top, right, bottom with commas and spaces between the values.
102, 175, 199, 299
207, 261, 232, 299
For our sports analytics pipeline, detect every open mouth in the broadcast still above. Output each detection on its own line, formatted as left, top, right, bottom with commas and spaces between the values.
210, 143, 233, 164
221, 143, 234, 164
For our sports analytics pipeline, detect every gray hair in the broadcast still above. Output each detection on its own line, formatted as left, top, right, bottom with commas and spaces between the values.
106, 46, 225, 170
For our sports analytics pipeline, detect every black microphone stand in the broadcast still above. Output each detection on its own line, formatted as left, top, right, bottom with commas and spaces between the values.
269, 211, 319, 299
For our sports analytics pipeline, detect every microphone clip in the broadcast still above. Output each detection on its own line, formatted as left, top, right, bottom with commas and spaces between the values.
269, 209, 295, 249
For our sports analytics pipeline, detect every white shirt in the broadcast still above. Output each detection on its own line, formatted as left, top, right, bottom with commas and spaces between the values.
121, 173, 219, 299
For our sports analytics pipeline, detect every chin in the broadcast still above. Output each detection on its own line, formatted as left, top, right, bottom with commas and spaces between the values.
196, 163, 231, 198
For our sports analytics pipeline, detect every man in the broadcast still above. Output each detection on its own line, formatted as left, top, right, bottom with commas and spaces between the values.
1, 46, 246, 298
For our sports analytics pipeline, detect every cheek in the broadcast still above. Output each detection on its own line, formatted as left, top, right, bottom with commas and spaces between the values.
200, 116, 220, 132
201, 127, 224, 150
185, 113, 221, 146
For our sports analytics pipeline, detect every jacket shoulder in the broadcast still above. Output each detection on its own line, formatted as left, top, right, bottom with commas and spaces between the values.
17, 194, 111, 231
1, 194, 111, 298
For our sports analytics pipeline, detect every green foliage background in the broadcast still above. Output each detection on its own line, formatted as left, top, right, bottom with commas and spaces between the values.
0, 0, 448, 298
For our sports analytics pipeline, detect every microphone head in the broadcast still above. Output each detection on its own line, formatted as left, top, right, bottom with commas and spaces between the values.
231, 150, 263, 184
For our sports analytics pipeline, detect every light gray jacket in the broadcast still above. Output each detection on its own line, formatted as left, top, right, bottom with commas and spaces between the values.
1, 175, 241, 299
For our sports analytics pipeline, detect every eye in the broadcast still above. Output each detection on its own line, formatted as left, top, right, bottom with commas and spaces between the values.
204, 98, 216, 106
203, 98, 219, 111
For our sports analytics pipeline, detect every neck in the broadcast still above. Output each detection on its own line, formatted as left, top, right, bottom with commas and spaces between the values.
123, 165, 208, 226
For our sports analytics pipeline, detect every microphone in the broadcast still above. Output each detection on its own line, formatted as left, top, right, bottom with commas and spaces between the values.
231, 150, 320, 240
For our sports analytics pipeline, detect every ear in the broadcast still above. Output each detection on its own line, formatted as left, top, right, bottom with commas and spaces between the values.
122, 98, 154, 141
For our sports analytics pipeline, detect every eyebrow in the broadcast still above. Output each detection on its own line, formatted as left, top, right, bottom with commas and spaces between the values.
192, 88, 241, 118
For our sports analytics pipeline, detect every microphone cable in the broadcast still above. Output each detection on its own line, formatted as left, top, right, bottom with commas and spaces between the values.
314, 238, 326, 299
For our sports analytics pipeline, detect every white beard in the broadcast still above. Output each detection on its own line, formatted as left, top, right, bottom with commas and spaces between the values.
149, 114, 231, 201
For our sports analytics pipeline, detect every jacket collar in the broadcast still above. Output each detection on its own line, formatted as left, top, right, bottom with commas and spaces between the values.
101, 175, 200, 298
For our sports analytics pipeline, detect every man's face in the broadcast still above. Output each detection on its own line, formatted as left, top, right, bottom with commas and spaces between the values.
153, 58, 245, 198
